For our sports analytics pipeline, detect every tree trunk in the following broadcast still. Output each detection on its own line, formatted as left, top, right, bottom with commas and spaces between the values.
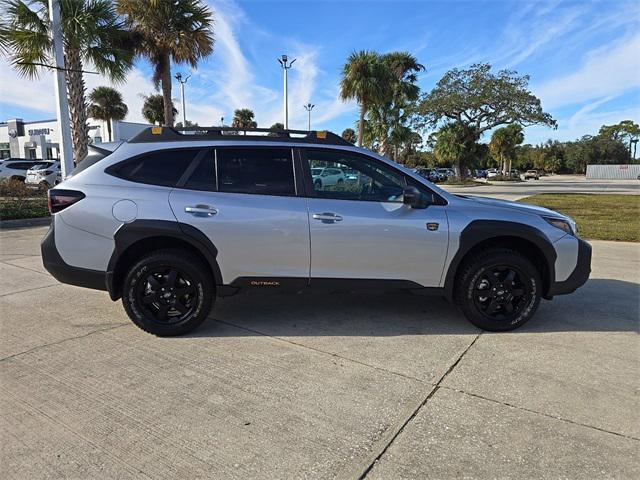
65, 50, 89, 163
106, 119, 112, 142
160, 53, 174, 127
358, 104, 365, 147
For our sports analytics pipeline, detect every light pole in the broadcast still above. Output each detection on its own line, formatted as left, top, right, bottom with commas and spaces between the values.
48, 0, 73, 179
175, 72, 191, 128
304, 103, 315, 131
631, 138, 638, 160
277, 54, 296, 129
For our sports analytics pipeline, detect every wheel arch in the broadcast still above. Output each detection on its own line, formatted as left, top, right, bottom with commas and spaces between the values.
443, 220, 557, 301
107, 220, 223, 300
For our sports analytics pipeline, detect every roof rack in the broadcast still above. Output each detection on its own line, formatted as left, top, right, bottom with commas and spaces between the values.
128, 126, 352, 146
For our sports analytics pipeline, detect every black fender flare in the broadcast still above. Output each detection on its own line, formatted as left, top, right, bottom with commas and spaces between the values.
106, 219, 223, 300
443, 220, 557, 301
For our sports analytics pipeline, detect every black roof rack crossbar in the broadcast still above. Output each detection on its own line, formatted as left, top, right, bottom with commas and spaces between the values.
128, 126, 352, 146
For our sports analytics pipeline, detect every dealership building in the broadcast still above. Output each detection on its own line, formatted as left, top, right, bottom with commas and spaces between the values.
0, 118, 151, 160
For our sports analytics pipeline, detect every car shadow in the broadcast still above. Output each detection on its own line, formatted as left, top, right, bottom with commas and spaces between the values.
188, 278, 639, 338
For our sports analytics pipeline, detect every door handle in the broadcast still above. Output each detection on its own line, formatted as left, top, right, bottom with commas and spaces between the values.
313, 212, 343, 223
185, 205, 218, 217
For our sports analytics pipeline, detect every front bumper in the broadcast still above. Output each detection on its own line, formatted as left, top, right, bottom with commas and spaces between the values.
41, 220, 108, 292
547, 237, 592, 297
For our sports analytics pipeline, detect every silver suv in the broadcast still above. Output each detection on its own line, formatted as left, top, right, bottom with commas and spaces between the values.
41, 127, 591, 336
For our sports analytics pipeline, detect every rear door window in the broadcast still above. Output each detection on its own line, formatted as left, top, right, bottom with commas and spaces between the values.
108, 149, 200, 187
216, 148, 295, 196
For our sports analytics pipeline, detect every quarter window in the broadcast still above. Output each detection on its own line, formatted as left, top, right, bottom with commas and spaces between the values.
183, 153, 215, 191
216, 148, 295, 196
109, 149, 199, 187
305, 149, 406, 202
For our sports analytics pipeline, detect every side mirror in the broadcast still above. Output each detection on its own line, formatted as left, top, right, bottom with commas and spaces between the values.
403, 186, 429, 209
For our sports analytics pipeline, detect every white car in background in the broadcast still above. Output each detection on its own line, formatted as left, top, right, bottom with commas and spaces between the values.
25, 161, 61, 188
0, 159, 48, 182
486, 168, 499, 178
311, 167, 346, 189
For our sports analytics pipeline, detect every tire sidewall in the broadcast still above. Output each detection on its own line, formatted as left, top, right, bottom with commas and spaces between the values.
459, 252, 541, 331
123, 253, 212, 336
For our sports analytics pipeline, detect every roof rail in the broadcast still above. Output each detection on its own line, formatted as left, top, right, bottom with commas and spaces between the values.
128, 126, 352, 146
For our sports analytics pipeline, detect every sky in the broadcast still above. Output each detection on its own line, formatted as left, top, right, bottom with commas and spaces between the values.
1, 0, 639, 145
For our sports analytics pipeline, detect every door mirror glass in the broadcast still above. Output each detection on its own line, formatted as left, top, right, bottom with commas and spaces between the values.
403, 186, 429, 209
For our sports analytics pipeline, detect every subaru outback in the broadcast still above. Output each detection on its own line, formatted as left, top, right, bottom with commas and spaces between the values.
41, 127, 591, 336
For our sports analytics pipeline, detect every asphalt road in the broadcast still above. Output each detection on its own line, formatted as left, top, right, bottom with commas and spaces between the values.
441, 174, 640, 200
1, 225, 639, 479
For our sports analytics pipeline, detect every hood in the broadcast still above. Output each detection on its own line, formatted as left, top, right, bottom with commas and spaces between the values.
459, 195, 566, 218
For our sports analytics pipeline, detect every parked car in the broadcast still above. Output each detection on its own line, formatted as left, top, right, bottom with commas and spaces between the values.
0, 158, 47, 182
474, 169, 488, 179
41, 126, 591, 336
311, 167, 345, 188
524, 170, 540, 180
415, 167, 441, 183
25, 161, 61, 188
486, 168, 499, 178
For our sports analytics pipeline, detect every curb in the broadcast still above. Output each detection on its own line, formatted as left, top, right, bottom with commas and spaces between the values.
0, 216, 51, 230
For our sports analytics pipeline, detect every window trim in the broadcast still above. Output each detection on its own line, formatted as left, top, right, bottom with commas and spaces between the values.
210, 146, 299, 198
105, 147, 204, 188
299, 147, 447, 205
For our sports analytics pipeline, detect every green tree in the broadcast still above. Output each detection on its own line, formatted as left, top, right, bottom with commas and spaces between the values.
118, 0, 214, 127
416, 63, 556, 178
340, 50, 390, 147
369, 52, 424, 160
141, 94, 177, 125
175, 120, 198, 128
489, 124, 524, 174
433, 123, 466, 172
341, 128, 357, 144
87, 86, 128, 142
231, 108, 257, 128
268, 122, 284, 136
599, 120, 640, 158
1, 0, 134, 161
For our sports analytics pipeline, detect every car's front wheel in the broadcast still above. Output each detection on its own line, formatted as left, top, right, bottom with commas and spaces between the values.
455, 249, 541, 331
122, 249, 214, 336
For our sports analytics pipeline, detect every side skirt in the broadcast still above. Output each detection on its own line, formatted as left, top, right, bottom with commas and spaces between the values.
220, 277, 444, 297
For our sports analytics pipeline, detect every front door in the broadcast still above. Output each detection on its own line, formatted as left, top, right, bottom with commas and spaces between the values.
301, 148, 449, 287
169, 147, 310, 287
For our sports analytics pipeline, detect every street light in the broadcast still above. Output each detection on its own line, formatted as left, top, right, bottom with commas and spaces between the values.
304, 103, 315, 131
277, 54, 296, 129
631, 138, 638, 160
175, 72, 191, 128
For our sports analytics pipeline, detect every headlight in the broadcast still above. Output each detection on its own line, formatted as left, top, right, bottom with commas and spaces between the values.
543, 216, 574, 236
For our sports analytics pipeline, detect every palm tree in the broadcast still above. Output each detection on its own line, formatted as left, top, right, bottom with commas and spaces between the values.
490, 124, 524, 175
434, 123, 465, 176
118, 0, 214, 127
341, 128, 357, 144
340, 50, 390, 147
141, 94, 177, 125
232, 109, 257, 128
87, 86, 128, 142
1, 0, 134, 161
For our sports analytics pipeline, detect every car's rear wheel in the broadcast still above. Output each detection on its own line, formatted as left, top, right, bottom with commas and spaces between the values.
122, 249, 214, 336
455, 249, 541, 331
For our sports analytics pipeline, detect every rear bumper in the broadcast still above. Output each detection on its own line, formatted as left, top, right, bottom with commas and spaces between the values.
547, 237, 592, 297
41, 220, 108, 292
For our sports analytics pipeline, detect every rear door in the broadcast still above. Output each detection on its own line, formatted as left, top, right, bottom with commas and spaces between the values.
169, 147, 310, 288
301, 148, 449, 287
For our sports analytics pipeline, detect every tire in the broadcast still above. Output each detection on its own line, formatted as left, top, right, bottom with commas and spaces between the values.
122, 249, 214, 336
454, 248, 541, 331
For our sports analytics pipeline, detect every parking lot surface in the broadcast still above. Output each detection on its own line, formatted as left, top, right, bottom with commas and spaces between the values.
442, 174, 640, 200
1, 224, 638, 479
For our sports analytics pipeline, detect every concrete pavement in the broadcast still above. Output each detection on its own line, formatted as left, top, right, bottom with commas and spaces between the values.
0, 226, 638, 479
441, 174, 640, 200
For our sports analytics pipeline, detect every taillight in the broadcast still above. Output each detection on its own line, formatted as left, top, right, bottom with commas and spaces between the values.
48, 189, 85, 214
44, 170, 53, 175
